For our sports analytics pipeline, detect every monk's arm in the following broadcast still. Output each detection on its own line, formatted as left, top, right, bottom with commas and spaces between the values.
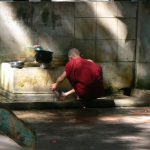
56, 71, 67, 84
51, 71, 67, 91
62, 89, 75, 97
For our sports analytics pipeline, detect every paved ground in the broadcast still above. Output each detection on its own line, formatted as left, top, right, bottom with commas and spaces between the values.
1, 107, 149, 150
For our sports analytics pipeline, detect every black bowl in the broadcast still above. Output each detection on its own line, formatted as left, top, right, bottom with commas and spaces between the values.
35, 50, 53, 64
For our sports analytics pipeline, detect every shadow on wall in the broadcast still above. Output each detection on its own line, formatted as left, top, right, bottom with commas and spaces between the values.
0, 1, 137, 94
135, 2, 150, 89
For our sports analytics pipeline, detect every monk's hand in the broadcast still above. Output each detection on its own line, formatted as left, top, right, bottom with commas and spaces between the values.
61, 92, 68, 97
50, 83, 57, 91
59, 92, 68, 100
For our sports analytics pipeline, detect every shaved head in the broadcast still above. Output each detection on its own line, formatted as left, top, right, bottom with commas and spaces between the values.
68, 48, 80, 58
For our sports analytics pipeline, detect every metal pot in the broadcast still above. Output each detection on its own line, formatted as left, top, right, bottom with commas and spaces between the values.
10, 61, 24, 69
35, 50, 53, 64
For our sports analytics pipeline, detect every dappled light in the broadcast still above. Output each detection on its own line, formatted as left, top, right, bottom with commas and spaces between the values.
13, 108, 150, 150
0, 1, 150, 150
96, 1, 118, 40
0, 1, 138, 91
97, 2, 118, 18
0, 3, 32, 53
99, 115, 150, 124
117, 20, 128, 40
97, 18, 118, 39
85, 1, 135, 91
0, 1, 146, 92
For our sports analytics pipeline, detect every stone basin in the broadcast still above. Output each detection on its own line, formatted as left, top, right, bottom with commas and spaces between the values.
0, 62, 57, 101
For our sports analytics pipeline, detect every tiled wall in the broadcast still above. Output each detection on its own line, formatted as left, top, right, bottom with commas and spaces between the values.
0, 1, 143, 91
73, 1, 137, 90
135, 2, 150, 89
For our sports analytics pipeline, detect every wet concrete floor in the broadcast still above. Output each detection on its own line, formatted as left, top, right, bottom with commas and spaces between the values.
5, 107, 149, 150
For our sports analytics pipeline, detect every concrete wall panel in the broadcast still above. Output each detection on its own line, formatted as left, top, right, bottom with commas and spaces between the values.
136, 3, 150, 63
101, 62, 134, 89
118, 19, 136, 40
13, 2, 33, 25
74, 40, 95, 60
97, 2, 118, 18
135, 3, 150, 89
117, 40, 135, 61
136, 63, 150, 89
96, 40, 117, 62
48, 37, 73, 65
52, 2, 74, 19
75, 18, 96, 39
31, 3, 51, 26
50, 18, 74, 38
0, 1, 140, 92
117, 1, 137, 18
97, 18, 118, 39
75, 2, 96, 17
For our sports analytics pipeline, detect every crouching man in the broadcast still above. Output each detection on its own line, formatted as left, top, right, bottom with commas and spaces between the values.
51, 48, 104, 100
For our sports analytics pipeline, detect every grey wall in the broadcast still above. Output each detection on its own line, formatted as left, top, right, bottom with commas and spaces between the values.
0, 1, 149, 91
135, 2, 150, 89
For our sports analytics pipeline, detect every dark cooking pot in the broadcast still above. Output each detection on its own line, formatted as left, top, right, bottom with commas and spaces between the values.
35, 50, 53, 64
10, 61, 24, 69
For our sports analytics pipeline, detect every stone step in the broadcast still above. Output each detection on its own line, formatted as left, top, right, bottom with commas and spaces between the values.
0, 96, 150, 110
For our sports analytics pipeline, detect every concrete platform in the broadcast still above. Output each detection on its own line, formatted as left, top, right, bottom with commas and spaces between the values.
0, 88, 57, 102
0, 94, 150, 150
11, 107, 150, 150
0, 94, 150, 110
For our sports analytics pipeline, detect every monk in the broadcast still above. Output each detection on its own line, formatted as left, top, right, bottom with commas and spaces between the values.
51, 48, 104, 100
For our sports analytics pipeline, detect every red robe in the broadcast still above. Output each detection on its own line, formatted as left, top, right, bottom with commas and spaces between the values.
65, 57, 104, 99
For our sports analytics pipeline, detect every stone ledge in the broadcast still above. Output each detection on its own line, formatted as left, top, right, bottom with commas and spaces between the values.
0, 88, 57, 102
0, 96, 150, 110
131, 88, 150, 98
